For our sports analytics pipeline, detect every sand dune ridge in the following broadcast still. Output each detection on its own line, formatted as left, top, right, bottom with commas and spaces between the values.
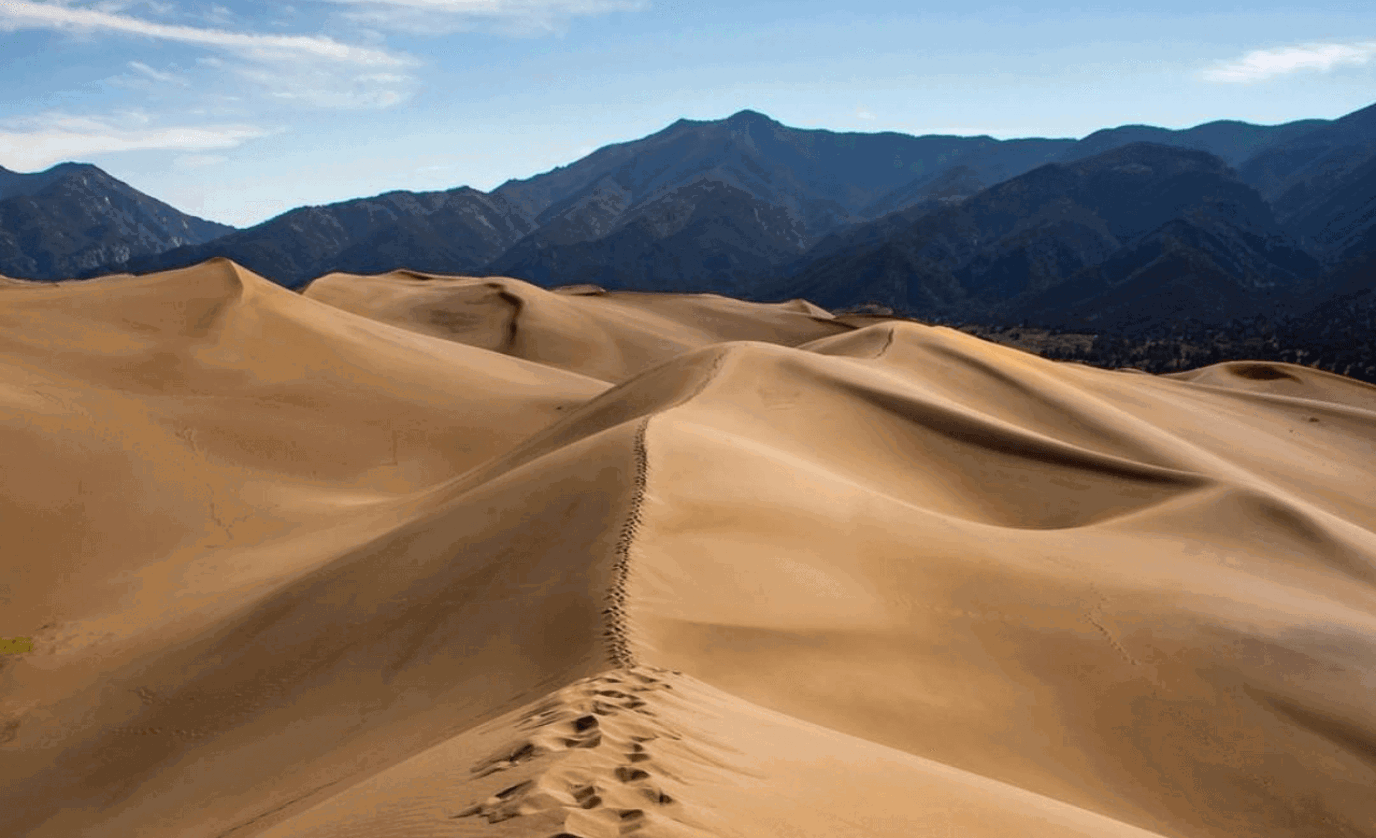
1, 261, 1373, 838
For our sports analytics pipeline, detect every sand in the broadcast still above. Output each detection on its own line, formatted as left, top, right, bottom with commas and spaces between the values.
302, 271, 851, 383
1, 259, 1373, 837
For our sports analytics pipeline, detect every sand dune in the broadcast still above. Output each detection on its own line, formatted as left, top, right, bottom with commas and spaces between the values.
301, 271, 850, 382
1, 261, 1374, 837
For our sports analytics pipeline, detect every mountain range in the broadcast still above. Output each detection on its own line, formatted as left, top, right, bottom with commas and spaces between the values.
795, 104, 1376, 332
4, 102, 1375, 338
770, 141, 1325, 329
0, 163, 231, 279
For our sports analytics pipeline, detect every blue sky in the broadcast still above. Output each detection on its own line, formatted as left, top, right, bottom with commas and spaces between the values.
2, 0, 1374, 227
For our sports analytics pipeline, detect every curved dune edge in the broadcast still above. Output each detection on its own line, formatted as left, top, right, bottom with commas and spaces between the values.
0, 261, 1373, 838
300, 271, 851, 383
618, 329, 1376, 838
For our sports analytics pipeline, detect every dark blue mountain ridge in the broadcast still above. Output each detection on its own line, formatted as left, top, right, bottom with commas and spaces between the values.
487, 178, 811, 296
478, 109, 1354, 310
1061, 118, 1331, 168
1017, 214, 1322, 330
14, 98, 1374, 340
0, 162, 107, 200
94, 109, 1090, 286
93, 185, 536, 286
0, 162, 233, 278
497, 109, 1077, 243
760, 141, 1318, 326
1237, 102, 1376, 247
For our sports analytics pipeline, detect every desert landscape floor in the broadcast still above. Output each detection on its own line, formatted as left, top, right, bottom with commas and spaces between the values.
1, 260, 1374, 838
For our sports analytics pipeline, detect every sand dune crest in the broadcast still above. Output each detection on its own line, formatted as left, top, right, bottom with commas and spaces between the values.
302, 271, 850, 382
1, 261, 1373, 838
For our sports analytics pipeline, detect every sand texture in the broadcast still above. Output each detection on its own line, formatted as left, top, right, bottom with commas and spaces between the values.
1, 260, 1374, 837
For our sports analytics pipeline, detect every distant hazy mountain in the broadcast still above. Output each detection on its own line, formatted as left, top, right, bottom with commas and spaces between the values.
1236, 102, 1376, 263
0, 163, 233, 279
1239, 103, 1375, 204
1058, 118, 1331, 168
764, 143, 1318, 326
109, 187, 535, 287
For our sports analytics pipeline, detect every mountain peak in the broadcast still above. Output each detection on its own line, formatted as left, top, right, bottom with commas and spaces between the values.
0, 160, 235, 280
725, 109, 775, 125
43, 161, 103, 176
0, 161, 102, 179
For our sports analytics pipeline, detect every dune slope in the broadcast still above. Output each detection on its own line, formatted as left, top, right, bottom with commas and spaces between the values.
301, 271, 850, 382
1, 262, 1374, 838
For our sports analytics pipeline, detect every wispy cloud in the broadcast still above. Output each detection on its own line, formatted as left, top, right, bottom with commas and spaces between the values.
0, 112, 271, 171
321, 0, 647, 35
1202, 39, 1376, 83
0, 0, 411, 66
179, 53, 412, 110
1, 2, 418, 110
324, 0, 646, 15
855, 105, 876, 121
234, 66, 415, 109
126, 60, 188, 86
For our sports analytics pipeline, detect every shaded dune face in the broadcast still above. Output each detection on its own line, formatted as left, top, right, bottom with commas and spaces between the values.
0, 259, 606, 631
301, 271, 851, 383
621, 327, 1376, 838
2, 261, 1374, 838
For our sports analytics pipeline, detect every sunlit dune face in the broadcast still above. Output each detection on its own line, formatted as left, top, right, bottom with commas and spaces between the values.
1, 262, 1373, 838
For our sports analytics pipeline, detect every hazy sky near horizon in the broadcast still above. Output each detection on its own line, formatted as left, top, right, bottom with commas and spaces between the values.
2, 0, 1373, 227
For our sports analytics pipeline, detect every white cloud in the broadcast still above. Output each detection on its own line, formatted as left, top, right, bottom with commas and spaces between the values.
1, 2, 418, 110
324, 0, 644, 13
855, 105, 875, 120
205, 3, 236, 25
1202, 40, 1376, 83
0, 112, 271, 171
0, 0, 411, 66
127, 59, 187, 85
321, 0, 647, 35
232, 65, 416, 109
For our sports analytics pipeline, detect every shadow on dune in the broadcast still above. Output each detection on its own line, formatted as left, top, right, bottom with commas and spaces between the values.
2, 261, 1374, 838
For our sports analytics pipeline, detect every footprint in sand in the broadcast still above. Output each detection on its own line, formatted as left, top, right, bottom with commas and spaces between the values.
456, 668, 686, 833
546, 806, 648, 838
